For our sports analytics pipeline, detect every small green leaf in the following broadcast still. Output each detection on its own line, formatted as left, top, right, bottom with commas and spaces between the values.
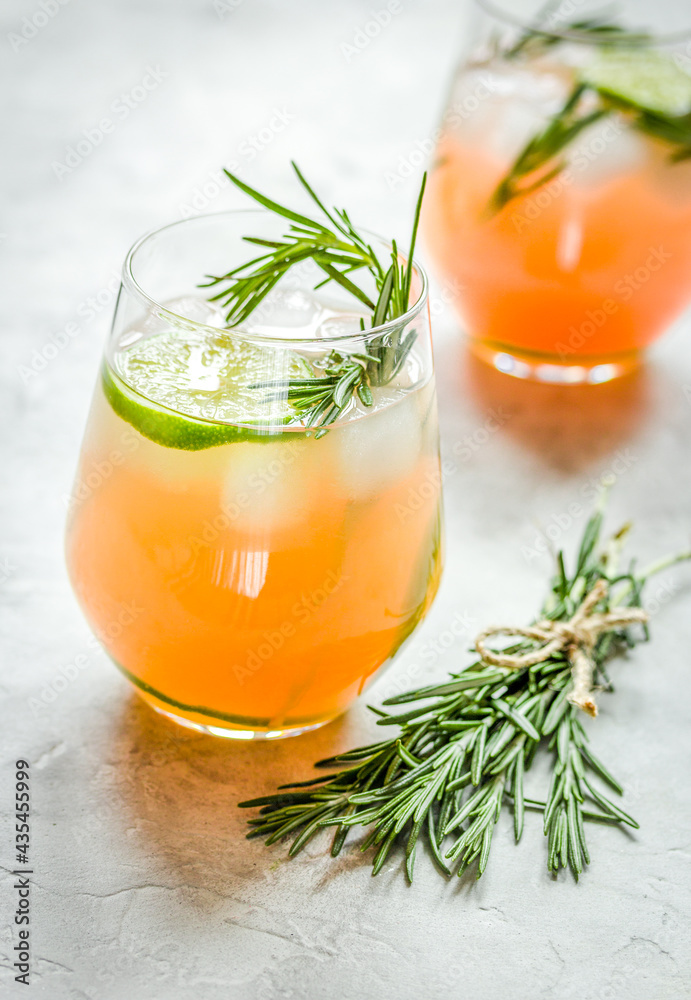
494, 698, 540, 741
513, 753, 525, 843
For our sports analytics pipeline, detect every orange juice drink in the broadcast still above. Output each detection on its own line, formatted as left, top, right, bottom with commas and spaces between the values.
66, 332, 441, 737
424, 7, 691, 382
65, 206, 442, 738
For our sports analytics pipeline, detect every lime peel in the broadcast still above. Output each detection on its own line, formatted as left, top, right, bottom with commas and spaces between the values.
103, 329, 306, 450
582, 49, 691, 117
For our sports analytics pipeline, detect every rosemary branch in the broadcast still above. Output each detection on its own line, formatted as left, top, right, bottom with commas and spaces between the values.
240, 505, 690, 882
200, 165, 426, 434
488, 82, 607, 213
489, 17, 691, 212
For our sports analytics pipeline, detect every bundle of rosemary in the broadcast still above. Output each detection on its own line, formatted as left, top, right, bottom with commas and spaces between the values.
240, 505, 689, 881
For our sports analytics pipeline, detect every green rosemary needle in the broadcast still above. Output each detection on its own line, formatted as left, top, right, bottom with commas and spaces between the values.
505, 7, 651, 61
488, 82, 607, 213
240, 504, 690, 882
489, 15, 691, 212
200, 164, 426, 434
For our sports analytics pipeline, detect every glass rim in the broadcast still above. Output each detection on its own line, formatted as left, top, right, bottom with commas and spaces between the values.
475, 0, 691, 47
121, 209, 430, 347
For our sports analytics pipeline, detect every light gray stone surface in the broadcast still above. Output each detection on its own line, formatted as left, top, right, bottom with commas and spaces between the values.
2, 1, 691, 998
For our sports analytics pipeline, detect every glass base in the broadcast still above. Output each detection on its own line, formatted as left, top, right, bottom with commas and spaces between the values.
469, 339, 641, 384
150, 702, 330, 740
117, 661, 336, 739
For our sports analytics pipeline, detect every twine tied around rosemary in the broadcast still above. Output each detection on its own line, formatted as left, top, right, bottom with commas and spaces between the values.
474, 579, 648, 717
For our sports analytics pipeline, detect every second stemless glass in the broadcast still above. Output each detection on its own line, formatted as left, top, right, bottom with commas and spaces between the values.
424, 0, 691, 383
65, 211, 443, 739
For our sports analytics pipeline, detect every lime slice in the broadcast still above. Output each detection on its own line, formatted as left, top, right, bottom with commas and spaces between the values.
104, 329, 303, 450
582, 50, 691, 117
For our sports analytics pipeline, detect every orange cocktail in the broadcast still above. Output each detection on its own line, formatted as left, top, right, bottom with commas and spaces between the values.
66, 211, 443, 738
424, 3, 691, 382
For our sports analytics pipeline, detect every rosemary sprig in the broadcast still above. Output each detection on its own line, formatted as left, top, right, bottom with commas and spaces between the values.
505, 7, 651, 61
489, 15, 691, 212
240, 505, 690, 882
602, 94, 691, 161
200, 165, 426, 434
488, 82, 607, 213
250, 350, 378, 437
490, 85, 691, 213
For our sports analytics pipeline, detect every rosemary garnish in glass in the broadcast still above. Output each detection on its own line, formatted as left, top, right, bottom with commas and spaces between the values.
488, 82, 607, 213
240, 504, 690, 882
488, 16, 691, 213
505, 7, 652, 61
201, 164, 426, 435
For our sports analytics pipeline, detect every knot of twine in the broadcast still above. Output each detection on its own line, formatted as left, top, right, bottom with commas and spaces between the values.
474, 579, 648, 717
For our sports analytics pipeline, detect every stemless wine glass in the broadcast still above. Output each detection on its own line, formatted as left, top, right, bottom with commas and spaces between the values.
424, 0, 691, 383
65, 211, 443, 739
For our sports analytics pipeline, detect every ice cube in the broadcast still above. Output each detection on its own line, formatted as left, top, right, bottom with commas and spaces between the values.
220, 436, 319, 543
445, 66, 508, 141
239, 288, 324, 339
335, 387, 426, 502
117, 296, 226, 351
164, 296, 227, 328
568, 117, 646, 188
314, 311, 369, 340
468, 63, 572, 161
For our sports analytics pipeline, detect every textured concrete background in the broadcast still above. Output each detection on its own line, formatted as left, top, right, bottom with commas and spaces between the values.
2, 1, 691, 998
